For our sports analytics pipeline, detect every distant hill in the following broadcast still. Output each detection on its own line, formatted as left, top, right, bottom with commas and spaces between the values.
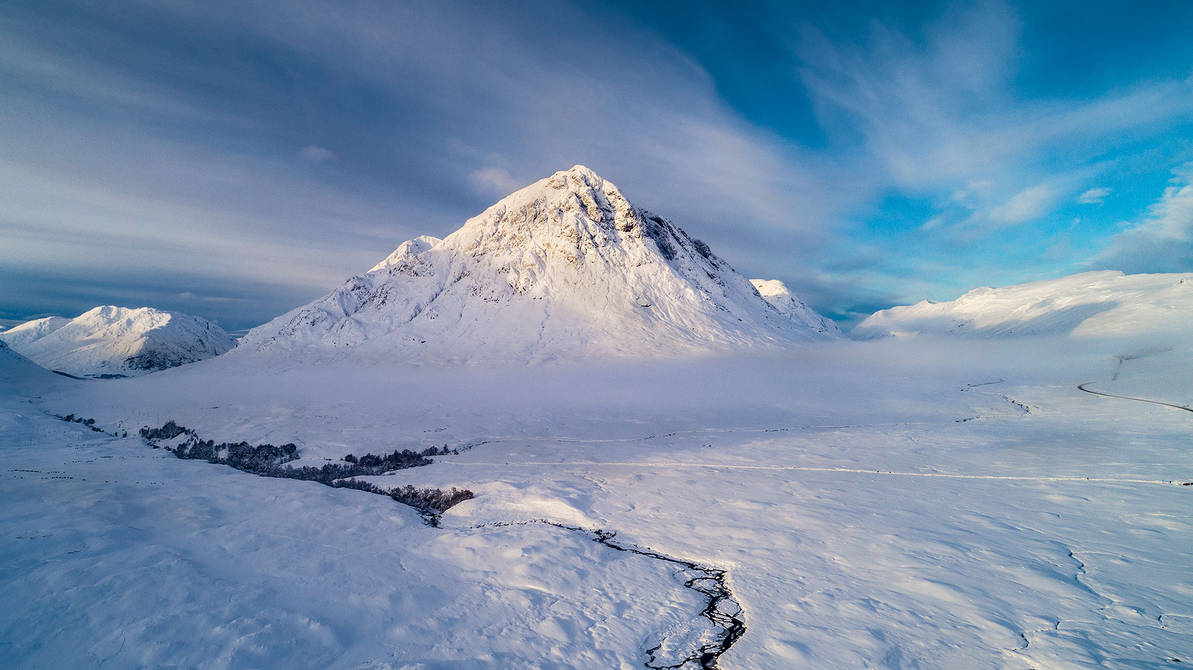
1, 306, 236, 377
853, 271, 1193, 340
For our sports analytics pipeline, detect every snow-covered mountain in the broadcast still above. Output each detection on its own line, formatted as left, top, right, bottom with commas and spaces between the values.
0, 306, 237, 377
853, 271, 1193, 339
242, 165, 836, 363
750, 279, 841, 336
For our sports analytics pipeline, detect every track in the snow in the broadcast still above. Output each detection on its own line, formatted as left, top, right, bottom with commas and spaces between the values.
449, 460, 1189, 486
1077, 382, 1193, 414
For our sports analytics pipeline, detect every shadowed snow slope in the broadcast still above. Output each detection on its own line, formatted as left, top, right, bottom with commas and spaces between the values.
0, 340, 56, 392
0, 306, 236, 377
750, 279, 841, 336
853, 271, 1193, 340
240, 165, 835, 365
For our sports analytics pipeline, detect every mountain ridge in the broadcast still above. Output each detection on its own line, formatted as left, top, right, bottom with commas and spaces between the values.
853, 270, 1193, 340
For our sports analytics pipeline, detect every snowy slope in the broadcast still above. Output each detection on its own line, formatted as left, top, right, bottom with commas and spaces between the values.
750, 279, 841, 336
241, 166, 833, 364
0, 316, 70, 350
0, 306, 236, 377
0, 340, 57, 391
853, 271, 1193, 339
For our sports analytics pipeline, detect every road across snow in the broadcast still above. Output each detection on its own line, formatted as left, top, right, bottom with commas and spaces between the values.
440, 460, 1191, 486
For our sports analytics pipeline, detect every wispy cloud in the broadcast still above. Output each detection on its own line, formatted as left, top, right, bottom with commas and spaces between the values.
468, 167, 522, 197
989, 183, 1059, 225
297, 145, 336, 163
1077, 187, 1111, 205
0, 0, 854, 327
794, 1, 1193, 238
1, 1, 1191, 329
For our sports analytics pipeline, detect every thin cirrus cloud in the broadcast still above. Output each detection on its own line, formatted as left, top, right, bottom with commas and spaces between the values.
787, 1, 1193, 307
794, 5, 1189, 228
989, 184, 1060, 226
298, 145, 337, 163
468, 167, 523, 198
1078, 187, 1111, 205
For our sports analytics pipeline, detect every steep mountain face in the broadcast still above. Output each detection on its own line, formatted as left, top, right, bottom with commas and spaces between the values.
0, 306, 237, 377
750, 279, 841, 336
853, 271, 1193, 340
243, 165, 835, 364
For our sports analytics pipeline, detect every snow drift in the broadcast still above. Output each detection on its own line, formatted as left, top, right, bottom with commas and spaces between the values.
0, 306, 236, 378
241, 165, 837, 364
853, 271, 1193, 340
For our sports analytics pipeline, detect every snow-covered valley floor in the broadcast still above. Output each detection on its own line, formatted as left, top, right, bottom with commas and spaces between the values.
3, 337, 1191, 668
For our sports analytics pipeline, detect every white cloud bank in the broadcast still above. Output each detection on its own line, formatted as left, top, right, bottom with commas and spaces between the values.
1091, 165, 1193, 273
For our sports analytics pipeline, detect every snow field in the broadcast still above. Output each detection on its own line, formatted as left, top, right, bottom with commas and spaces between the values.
14, 335, 1191, 668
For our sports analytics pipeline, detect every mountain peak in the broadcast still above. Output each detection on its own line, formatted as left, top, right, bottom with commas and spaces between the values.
470, 164, 631, 233
370, 235, 442, 273
244, 166, 838, 363
445, 165, 711, 297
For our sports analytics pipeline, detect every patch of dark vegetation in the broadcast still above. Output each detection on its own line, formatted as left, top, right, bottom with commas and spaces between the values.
343, 445, 456, 467
389, 485, 476, 525
138, 420, 474, 524
1002, 395, 1032, 414
140, 419, 189, 440
56, 413, 104, 432
175, 438, 300, 472
309, 479, 473, 526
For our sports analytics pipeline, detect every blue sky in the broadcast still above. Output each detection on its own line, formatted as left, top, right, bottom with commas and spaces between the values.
2, 0, 1192, 330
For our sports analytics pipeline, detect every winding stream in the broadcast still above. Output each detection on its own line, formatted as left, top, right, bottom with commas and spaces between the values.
474, 519, 745, 669
127, 418, 746, 668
